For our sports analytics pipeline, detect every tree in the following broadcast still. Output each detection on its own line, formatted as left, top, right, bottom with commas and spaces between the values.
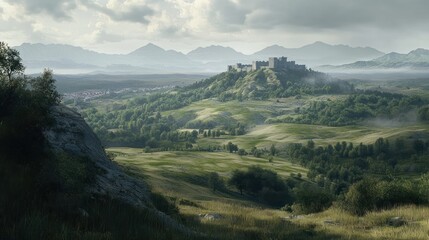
0, 42, 25, 82
344, 178, 378, 215
229, 170, 246, 195
208, 172, 224, 192
270, 144, 277, 156
31, 69, 61, 106
237, 148, 246, 156
293, 183, 333, 214
216, 129, 221, 137
226, 142, 238, 153
307, 140, 315, 149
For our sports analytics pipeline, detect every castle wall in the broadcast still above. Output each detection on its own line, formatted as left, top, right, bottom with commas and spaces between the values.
228, 57, 306, 72
252, 61, 269, 71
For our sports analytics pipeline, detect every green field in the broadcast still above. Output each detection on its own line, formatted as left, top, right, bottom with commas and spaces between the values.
110, 148, 429, 240
195, 122, 429, 150
109, 148, 306, 200
162, 96, 347, 127
159, 95, 429, 151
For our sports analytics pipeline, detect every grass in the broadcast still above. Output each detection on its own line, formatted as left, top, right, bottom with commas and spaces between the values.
295, 205, 429, 240
111, 147, 429, 240
162, 96, 347, 127
109, 149, 307, 200
196, 123, 429, 150
160, 95, 429, 151
110, 148, 344, 239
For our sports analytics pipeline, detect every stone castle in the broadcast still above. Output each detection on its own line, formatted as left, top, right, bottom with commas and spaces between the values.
228, 57, 306, 72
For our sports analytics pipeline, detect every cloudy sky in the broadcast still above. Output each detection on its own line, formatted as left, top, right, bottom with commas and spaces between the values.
1, 0, 428, 54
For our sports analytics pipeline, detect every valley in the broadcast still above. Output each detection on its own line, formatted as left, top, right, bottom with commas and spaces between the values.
63, 67, 429, 239
3, 1, 429, 239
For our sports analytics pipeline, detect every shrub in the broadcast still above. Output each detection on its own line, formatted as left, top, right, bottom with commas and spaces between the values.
229, 166, 293, 207
344, 178, 422, 215
293, 183, 333, 214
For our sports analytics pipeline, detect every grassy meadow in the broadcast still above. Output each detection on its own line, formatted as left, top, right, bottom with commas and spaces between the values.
110, 147, 429, 240
159, 96, 429, 150
196, 122, 429, 150
162, 96, 347, 126
109, 149, 306, 199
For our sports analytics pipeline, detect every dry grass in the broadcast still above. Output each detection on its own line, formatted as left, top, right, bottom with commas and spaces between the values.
111, 147, 429, 240
295, 205, 429, 240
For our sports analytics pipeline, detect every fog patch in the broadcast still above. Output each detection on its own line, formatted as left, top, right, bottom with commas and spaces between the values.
364, 110, 418, 128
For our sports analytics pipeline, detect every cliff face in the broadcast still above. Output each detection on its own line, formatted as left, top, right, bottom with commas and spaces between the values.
44, 106, 151, 208
43, 106, 193, 236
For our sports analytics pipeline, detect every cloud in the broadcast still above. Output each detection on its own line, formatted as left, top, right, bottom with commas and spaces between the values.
207, 0, 248, 31
5, 0, 77, 20
169, 0, 429, 33
92, 29, 123, 43
82, 0, 154, 24
1, 0, 429, 54
238, 0, 429, 31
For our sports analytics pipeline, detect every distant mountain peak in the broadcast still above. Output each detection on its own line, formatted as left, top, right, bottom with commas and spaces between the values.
190, 45, 241, 53
187, 45, 246, 62
264, 44, 287, 49
143, 43, 162, 49
323, 47, 429, 71
128, 43, 167, 56
409, 48, 429, 55
312, 41, 330, 46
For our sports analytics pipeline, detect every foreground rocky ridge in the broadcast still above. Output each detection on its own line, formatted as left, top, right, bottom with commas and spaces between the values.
44, 106, 151, 208
44, 105, 193, 236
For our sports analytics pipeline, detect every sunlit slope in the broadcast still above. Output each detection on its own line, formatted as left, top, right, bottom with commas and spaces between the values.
111, 148, 429, 240
109, 148, 306, 200
206, 123, 429, 150
161, 96, 429, 150
162, 96, 346, 127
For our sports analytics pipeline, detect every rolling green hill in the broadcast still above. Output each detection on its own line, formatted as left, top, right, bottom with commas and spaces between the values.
186, 68, 353, 101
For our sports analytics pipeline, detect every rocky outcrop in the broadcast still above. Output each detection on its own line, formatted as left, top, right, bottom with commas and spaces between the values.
44, 106, 200, 236
44, 106, 152, 208
44, 105, 194, 236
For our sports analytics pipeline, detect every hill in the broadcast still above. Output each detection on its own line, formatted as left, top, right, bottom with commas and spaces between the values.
128, 43, 193, 65
321, 48, 429, 71
15, 43, 200, 74
186, 66, 353, 101
187, 45, 248, 62
254, 41, 384, 66
15, 41, 385, 74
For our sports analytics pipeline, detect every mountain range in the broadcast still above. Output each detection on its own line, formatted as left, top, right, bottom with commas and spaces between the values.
319, 48, 429, 72
15, 42, 426, 74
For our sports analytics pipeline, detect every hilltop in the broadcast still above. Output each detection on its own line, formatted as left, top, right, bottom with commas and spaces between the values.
186, 57, 353, 101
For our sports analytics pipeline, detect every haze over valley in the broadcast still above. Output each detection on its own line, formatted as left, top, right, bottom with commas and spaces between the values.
2, 0, 429, 240
16, 41, 387, 74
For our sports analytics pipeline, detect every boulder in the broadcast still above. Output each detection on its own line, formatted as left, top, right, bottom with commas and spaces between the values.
323, 219, 338, 225
202, 213, 222, 220
387, 217, 406, 227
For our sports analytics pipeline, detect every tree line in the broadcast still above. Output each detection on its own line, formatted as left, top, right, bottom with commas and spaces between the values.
268, 90, 426, 126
